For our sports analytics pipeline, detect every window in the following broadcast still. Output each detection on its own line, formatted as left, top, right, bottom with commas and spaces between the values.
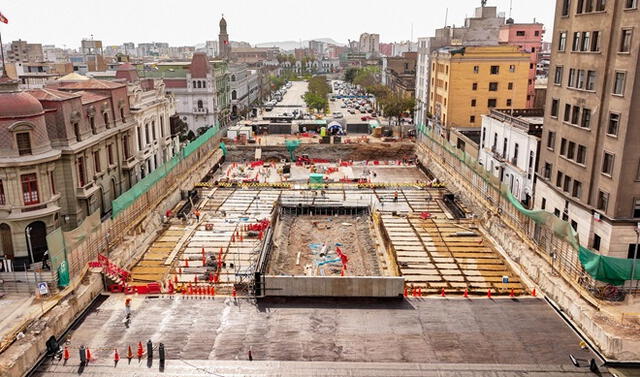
556, 171, 564, 187
567, 141, 576, 159
487, 98, 497, 108
581, 108, 591, 128
21, 173, 39, 205
572, 32, 581, 51
547, 131, 556, 150
554, 208, 561, 217
107, 144, 114, 165
628, 244, 640, 258
597, 190, 609, 211
541, 198, 547, 210
516, 30, 526, 36
472, 83, 478, 91
509, 65, 516, 72
152, 121, 156, 141
625, 0, 638, 8
89, 116, 96, 134
73, 122, 81, 142
607, 113, 620, 135
620, 29, 632, 52
559, 31, 567, 51
160, 117, 165, 138
602, 152, 615, 175
571, 105, 580, 124
543, 162, 552, 179
586, 70, 596, 90
577, 145, 587, 164
489, 82, 498, 91
136, 126, 142, 150
571, 220, 578, 231
123, 134, 130, 159
591, 31, 601, 51
535, 30, 540, 36
513, 143, 519, 162
506, 99, 512, 106
634, 199, 640, 217
593, 234, 601, 251
145, 124, 150, 145
0, 180, 5, 205
560, 138, 567, 155
507, 82, 513, 90
471, 99, 476, 107
554, 66, 564, 84
562, 0, 571, 16
581, 31, 591, 51
120, 108, 125, 122
473, 65, 479, 73
490, 65, 499, 74
595, 0, 606, 11
577, 69, 586, 88
77, 156, 86, 187
568, 68, 577, 87
572, 180, 582, 198
564, 104, 571, 122
577, 0, 584, 13
93, 151, 101, 173
103, 112, 109, 128
563, 175, 572, 192
470, 115, 476, 123
16, 132, 32, 156
613, 72, 626, 95
551, 99, 559, 117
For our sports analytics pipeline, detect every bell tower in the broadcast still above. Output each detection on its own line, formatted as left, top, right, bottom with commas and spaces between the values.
218, 15, 230, 60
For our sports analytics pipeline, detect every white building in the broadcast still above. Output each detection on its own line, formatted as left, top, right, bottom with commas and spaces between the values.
414, 37, 431, 126
230, 63, 250, 118
478, 109, 543, 207
392, 41, 418, 57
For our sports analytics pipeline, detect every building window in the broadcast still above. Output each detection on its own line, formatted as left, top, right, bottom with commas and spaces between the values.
103, 112, 109, 128
568, 68, 577, 87
634, 199, 640, 217
160, 117, 165, 138
77, 156, 86, 187
197, 99, 204, 109
560, 138, 567, 155
0, 180, 5, 205
487, 98, 497, 108
471, 99, 476, 107
93, 151, 101, 173
89, 116, 96, 135
562, 0, 571, 15
597, 190, 609, 211
581, 108, 591, 128
506, 99, 512, 107
607, 113, 620, 136
577, 145, 587, 164
473, 65, 479, 73
152, 121, 157, 140
556, 171, 564, 187
136, 126, 142, 150
581, 31, 591, 51
551, 99, 559, 117
625, 0, 638, 8
543, 162, 552, 180
509, 65, 516, 72
516, 30, 526, 36
572, 32, 581, 51
620, 29, 632, 52
571, 220, 578, 231
470, 115, 476, 123
21, 173, 39, 205
547, 131, 556, 150
16, 132, 32, 156
577, 0, 584, 13
593, 234, 601, 251
564, 104, 571, 122
571, 105, 580, 125
472, 83, 478, 91
613, 71, 626, 95
73, 122, 81, 142
602, 152, 614, 175
49, 171, 56, 195
541, 197, 547, 210
120, 108, 125, 122
563, 175, 572, 192
123, 134, 130, 159
145, 124, 150, 145
591, 31, 601, 51
490, 65, 499, 74
559, 31, 567, 51
489, 82, 498, 91
554, 66, 563, 85
572, 180, 582, 198
567, 141, 576, 160
586, 70, 596, 91
107, 144, 114, 165
577, 69, 586, 89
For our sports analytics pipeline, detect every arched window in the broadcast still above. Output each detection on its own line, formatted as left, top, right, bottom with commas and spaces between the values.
192, 80, 196, 88
89, 116, 96, 134
231, 75, 236, 82
120, 107, 125, 122
197, 81, 201, 88
231, 90, 237, 100
197, 100, 203, 109
202, 81, 206, 88
16, 132, 32, 156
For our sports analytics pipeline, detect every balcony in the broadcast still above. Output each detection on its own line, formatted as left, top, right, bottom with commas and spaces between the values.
490, 146, 505, 162
193, 107, 209, 114
122, 155, 138, 170
75, 181, 99, 199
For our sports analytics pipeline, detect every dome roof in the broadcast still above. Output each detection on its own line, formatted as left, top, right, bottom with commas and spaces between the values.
0, 91, 44, 119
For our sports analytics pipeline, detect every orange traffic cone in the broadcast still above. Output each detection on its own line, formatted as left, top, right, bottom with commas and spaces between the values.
440, 288, 446, 297
63, 346, 70, 361
403, 287, 408, 297
418, 287, 422, 296
487, 289, 492, 298
231, 234, 236, 242
211, 286, 216, 296
137, 342, 144, 359
463, 288, 469, 298
127, 345, 133, 360
86, 348, 92, 363
509, 288, 515, 297
240, 233, 243, 242
532, 288, 537, 297
114, 349, 120, 362
194, 275, 198, 283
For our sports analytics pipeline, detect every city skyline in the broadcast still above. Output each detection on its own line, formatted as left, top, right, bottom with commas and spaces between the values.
0, 0, 555, 48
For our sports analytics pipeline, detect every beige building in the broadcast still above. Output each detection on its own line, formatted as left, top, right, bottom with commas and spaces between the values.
7, 40, 44, 63
534, 0, 640, 258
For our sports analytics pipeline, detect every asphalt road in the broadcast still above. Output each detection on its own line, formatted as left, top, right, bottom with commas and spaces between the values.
32, 295, 601, 376
264, 81, 308, 118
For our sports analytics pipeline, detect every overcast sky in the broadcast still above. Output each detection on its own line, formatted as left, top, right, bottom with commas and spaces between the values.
0, 0, 555, 48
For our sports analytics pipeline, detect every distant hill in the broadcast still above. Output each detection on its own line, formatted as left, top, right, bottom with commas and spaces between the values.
255, 38, 346, 51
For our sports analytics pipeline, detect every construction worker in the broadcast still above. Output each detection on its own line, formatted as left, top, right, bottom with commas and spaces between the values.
194, 209, 201, 222
393, 191, 398, 202
125, 298, 132, 318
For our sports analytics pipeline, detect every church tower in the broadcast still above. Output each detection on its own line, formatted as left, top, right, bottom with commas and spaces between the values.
218, 15, 230, 60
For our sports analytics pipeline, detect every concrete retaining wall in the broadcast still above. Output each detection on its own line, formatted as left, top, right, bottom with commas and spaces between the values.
264, 276, 404, 297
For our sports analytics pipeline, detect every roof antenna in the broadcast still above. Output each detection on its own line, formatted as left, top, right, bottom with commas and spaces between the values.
509, 0, 513, 18
444, 8, 448, 27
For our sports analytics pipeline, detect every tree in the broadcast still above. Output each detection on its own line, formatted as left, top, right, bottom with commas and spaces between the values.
344, 68, 359, 83
381, 95, 416, 125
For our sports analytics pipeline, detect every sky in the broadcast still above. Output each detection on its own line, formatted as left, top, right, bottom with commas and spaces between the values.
0, 0, 556, 49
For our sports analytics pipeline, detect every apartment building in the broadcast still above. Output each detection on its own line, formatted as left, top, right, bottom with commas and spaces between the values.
534, 0, 640, 258
428, 45, 530, 133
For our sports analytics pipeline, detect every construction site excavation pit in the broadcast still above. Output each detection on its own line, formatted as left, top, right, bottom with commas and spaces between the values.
268, 207, 381, 277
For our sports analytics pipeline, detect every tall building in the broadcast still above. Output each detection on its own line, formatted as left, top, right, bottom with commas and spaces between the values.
534, 0, 640, 258
499, 20, 545, 107
308, 40, 325, 57
382, 52, 417, 98
7, 40, 44, 63
428, 45, 530, 132
218, 16, 231, 60
358, 33, 380, 56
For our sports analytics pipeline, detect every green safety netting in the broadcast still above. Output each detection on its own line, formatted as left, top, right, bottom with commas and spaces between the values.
285, 139, 300, 161
219, 142, 228, 156
112, 125, 221, 217
416, 123, 639, 285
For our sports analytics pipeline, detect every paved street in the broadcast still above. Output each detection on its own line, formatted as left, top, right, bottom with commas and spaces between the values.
265, 81, 308, 117
32, 295, 599, 376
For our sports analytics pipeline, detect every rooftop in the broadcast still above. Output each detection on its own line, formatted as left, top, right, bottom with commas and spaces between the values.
486, 108, 544, 136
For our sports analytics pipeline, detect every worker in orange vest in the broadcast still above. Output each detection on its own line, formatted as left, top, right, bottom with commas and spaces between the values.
194, 209, 201, 222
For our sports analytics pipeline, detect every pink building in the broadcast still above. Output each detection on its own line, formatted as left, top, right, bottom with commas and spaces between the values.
379, 43, 393, 57
499, 22, 544, 108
